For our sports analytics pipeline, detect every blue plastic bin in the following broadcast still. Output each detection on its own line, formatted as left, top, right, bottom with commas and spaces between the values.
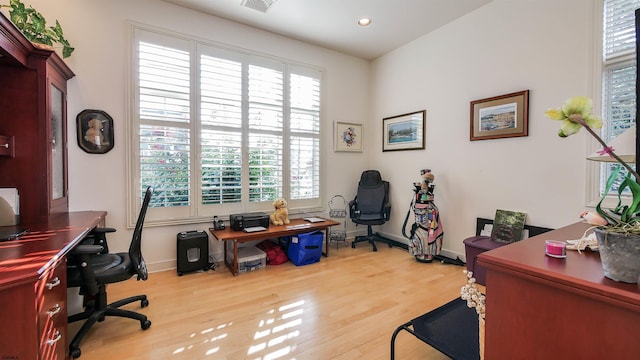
287, 230, 323, 266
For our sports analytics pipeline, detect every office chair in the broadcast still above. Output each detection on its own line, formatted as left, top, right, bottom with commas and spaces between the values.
349, 170, 393, 251
66, 186, 154, 359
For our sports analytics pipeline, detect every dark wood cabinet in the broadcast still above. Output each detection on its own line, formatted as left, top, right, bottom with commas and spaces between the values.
478, 222, 640, 359
0, 12, 75, 225
0, 211, 106, 360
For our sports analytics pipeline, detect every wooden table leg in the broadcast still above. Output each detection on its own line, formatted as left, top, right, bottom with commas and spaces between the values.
322, 227, 329, 257
223, 240, 239, 276
232, 240, 239, 276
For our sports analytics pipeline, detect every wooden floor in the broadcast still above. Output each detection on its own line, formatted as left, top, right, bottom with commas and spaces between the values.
70, 241, 468, 360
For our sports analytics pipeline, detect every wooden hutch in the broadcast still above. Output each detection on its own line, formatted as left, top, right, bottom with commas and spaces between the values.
0, 11, 74, 224
0, 12, 106, 360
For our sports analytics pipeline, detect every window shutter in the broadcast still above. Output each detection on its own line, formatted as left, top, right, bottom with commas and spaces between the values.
200, 55, 243, 205
604, 0, 640, 59
289, 72, 321, 200
248, 64, 284, 201
131, 26, 323, 224
138, 42, 191, 207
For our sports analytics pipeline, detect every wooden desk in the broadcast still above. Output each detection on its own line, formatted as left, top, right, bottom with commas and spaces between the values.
0, 211, 106, 360
478, 222, 640, 359
209, 218, 340, 276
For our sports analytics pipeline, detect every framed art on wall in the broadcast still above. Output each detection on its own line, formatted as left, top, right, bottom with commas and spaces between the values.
76, 109, 114, 154
335, 121, 363, 152
382, 110, 425, 152
470, 90, 529, 141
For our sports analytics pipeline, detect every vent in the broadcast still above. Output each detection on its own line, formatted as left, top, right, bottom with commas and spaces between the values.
241, 0, 276, 13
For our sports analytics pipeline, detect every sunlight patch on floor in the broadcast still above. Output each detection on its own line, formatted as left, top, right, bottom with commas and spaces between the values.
246, 299, 305, 359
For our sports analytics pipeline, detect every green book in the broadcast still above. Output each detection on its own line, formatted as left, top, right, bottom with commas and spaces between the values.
491, 209, 527, 243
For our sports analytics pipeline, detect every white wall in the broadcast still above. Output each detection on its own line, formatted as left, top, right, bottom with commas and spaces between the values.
370, 0, 598, 258
24, 0, 370, 270
21, 0, 600, 269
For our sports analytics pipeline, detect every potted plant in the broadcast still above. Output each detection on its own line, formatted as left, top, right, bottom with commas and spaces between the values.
546, 96, 640, 283
1, 0, 74, 58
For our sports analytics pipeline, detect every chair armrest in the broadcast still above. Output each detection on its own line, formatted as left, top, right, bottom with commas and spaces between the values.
81, 227, 116, 253
349, 199, 358, 218
71, 244, 104, 255
383, 203, 391, 220
90, 227, 116, 234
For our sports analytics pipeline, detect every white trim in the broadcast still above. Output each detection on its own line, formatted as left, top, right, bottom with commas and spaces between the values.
586, 0, 604, 209
127, 21, 325, 227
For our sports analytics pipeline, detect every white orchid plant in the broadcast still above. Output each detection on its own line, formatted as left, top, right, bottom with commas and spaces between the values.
545, 96, 640, 232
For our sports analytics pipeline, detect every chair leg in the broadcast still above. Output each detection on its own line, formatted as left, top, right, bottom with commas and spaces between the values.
68, 287, 151, 359
351, 225, 381, 251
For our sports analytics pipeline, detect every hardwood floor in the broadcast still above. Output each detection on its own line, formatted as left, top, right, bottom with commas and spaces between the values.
70, 242, 468, 360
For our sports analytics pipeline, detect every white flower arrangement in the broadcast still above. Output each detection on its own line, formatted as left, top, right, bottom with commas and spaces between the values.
461, 270, 486, 320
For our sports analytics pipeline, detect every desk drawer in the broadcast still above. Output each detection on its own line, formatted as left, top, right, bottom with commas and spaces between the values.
37, 262, 67, 359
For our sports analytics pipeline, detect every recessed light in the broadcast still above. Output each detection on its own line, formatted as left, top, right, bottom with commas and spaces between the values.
358, 18, 371, 26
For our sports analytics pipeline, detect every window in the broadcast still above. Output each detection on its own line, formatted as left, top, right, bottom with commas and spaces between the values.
130, 27, 323, 225
599, 0, 639, 195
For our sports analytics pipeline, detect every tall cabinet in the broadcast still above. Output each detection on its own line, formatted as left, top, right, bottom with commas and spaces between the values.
0, 12, 75, 225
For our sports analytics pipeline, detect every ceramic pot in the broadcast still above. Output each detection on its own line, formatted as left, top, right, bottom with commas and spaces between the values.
594, 227, 640, 283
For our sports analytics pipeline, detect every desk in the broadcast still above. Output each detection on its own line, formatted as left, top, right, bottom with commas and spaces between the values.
0, 211, 106, 360
478, 221, 640, 359
209, 218, 340, 276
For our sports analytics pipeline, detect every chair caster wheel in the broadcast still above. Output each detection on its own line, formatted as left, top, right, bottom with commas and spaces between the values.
141, 319, 152, 330
69, 347, 81, 358
141, 298, 149, 308
178, 272, 183, 276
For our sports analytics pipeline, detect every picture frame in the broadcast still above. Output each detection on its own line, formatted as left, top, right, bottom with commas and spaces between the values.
76, 109, 114, 154
382, 110, 425, 152
334, 121, 363, 152
470, 90, 529, 141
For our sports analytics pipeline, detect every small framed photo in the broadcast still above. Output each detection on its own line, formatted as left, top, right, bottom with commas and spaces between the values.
76, 109, 114, 154
335, 121, 363, 152
470, 90, 529, 141
382, 110, 425, 152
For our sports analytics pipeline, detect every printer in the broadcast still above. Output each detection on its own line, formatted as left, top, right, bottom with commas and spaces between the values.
230, 212, 270, 231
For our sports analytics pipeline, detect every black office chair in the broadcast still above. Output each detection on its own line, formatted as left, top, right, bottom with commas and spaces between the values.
67, 186, 154, 358
349, 170, 392, 251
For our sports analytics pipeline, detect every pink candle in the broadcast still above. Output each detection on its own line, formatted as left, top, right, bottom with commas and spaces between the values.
545, 240, 566, 258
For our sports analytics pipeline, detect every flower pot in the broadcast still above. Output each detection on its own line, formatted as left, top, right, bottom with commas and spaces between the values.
594, 227, 640, 283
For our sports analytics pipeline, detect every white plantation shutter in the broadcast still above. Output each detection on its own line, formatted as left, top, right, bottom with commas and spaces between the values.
604, 0, 640, 58
138, 41, 191, 209
131, 27, 323, 224
289, 71, 321, 200
248, 64, 284, 202
601, 0, 640, 193
200, 55, 243, 205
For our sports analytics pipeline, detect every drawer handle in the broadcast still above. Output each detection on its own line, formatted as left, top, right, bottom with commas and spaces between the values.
45, 277, 61, 290
47, 304, 62, 318
1, 143, 8, 148
46, 330, 62, 346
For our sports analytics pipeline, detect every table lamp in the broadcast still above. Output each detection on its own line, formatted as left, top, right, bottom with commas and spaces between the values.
586, 125, 637, 163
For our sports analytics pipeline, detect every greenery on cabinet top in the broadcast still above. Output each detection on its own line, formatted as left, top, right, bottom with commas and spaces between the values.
1, 0, 74, 58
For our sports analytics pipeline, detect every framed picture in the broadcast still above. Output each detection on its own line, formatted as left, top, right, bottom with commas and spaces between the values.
334, 121, 363, 152
470, 90, 529, 141
382, 110, 425, 152
76, 109, 114, 154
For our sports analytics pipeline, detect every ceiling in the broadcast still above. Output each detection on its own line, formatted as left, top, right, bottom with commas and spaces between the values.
162, 0, 493, 60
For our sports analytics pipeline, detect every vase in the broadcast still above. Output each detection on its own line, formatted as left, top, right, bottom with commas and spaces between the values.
594, 227, 640, 283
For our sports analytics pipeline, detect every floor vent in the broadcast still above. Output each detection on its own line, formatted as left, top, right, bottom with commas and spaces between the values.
241, 0, 276, 13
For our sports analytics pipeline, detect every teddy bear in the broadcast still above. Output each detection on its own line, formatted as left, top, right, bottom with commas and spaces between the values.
84, 118, 104, 146
269, 198, 290, 226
